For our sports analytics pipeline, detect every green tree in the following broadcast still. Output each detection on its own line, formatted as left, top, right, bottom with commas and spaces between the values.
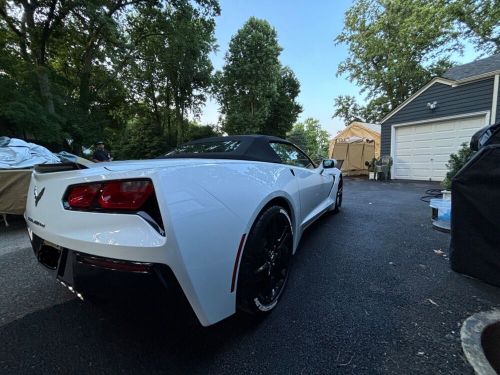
262, 67, 302, 137
0, 0, 78, 115
186, 121, 220, 141
216, 17, 301, 137
125, 2, 217, 146
333, 95, 364, 126
448, 0, 499, 55
287, 118, 330, 162
336, 0, 457, 121
0, 0, 219, 154
442, 142, 472, 189
114, 106, 165, 160
333, 94, 390, 125
336, 0, 499, 122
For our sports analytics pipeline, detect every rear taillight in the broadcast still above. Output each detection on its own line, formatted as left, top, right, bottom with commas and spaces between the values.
64, 179, 154, 211
67, 184, 101, 208
98, 180, 153, 210
63, 179, 164, 235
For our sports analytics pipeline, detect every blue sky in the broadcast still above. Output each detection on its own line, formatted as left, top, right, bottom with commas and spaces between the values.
200, 0, 480, 136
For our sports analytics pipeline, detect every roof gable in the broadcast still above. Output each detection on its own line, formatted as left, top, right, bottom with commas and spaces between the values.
380, 78, 454, 124
381, 55, 500, 124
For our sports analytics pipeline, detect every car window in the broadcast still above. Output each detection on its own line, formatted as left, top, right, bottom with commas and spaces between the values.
269, 142, 316, 169
166, 140, 240, 155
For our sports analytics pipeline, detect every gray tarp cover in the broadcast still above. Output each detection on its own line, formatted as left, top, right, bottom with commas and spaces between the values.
0, 137, 60, 169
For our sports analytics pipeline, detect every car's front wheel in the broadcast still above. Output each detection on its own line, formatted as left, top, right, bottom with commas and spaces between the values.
332, 176, 343, 214
237, 205, 293, 315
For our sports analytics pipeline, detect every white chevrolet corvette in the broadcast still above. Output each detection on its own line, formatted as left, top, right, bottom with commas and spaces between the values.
25, 135, 342, 326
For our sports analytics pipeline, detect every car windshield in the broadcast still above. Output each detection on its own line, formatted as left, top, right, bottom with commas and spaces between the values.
166, 140, 241, 155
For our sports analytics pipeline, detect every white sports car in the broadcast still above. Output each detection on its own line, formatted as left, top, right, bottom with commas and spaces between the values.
25, 135, 342, 326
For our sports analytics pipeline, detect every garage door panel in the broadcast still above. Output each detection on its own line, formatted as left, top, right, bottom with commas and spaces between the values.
432, 155, 452, 164
411, 146, 433, 154
397, 126, 415, 135
414, 124, 434, 134
412, 140, 434, 148
397, 140, 417, 149
396, 135, 416, 143
413, 133, 436, 142
411, 156, 432, 164
455, 129, 479, 140
455, 117, 485, 128
396, 151, 413, 158
394, 115, 486, 181
432, 123, 455, 132
432, 130, 461, 140
433, 166, 448, 174
432, 146, 458, 155
412, 168, 436, 179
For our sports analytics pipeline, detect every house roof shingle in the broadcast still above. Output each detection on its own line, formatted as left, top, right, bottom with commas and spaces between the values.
443, 53, 500, 81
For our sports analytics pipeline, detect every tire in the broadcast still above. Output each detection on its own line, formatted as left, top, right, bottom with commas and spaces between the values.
237, 205, 293, 316
332, 177, 343, 214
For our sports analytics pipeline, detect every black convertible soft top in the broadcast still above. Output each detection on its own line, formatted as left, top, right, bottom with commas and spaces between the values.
160, 135, 298, 164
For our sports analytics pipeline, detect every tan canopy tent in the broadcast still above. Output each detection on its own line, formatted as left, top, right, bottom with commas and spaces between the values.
328, 122, 381, 176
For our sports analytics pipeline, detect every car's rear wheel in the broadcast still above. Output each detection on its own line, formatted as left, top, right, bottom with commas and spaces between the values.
237, 205, 293, 315
333, 177, 343, 214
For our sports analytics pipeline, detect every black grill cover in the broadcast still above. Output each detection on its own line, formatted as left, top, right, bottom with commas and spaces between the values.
450, 122, 500, 286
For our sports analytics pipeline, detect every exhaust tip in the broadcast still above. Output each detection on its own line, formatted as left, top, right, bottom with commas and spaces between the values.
37, 245, 61, 270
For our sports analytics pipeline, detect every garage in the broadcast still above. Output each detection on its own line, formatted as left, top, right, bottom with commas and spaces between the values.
380, 54, 500, 181
393, 115, 487, 180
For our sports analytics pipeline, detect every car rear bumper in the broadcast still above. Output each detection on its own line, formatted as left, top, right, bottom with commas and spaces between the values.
30, 232, 180, 300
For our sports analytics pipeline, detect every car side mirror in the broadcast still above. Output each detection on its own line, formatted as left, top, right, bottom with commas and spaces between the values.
322, 159, 336, 169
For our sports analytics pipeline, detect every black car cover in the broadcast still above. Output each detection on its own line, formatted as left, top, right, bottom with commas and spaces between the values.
449, 121, 500, 286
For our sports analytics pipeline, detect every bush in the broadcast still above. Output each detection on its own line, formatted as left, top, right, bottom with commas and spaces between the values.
442, 142, 472, 190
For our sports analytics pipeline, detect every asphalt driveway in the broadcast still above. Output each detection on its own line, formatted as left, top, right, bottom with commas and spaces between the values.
1, 178, 499, 374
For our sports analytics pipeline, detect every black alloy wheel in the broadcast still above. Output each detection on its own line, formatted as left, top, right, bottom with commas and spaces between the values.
237, 206, 293, 315
333, 177, 343, 213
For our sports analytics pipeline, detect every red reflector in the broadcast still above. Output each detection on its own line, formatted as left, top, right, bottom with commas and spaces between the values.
98, 180, 153, 210
67, 184, 101, 208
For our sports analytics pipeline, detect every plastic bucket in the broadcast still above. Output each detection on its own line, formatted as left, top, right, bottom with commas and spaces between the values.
430, 198, 451, 221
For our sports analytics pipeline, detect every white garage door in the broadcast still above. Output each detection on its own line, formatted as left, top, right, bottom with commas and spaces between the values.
394, 115, 487, 181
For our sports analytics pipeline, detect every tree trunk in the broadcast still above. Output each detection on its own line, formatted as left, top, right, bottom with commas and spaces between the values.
174, 93, 185, 146
165, 84, 172, 143
36, 66, 55, 114
149, 83, 162, 130
176, 105, 183, 145
167, 109, 172, 145
79, 69, 91, 112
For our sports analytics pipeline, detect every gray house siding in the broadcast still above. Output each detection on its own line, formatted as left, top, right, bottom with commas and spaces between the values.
381, 78, 494, 156
497, 80, 500, 122
380, 124, 392, 157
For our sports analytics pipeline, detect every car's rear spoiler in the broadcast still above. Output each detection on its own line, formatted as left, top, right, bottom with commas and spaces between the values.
34, 163, 89, 174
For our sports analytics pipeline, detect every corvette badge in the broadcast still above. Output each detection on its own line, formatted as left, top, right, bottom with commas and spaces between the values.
34, 186, 45, 207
